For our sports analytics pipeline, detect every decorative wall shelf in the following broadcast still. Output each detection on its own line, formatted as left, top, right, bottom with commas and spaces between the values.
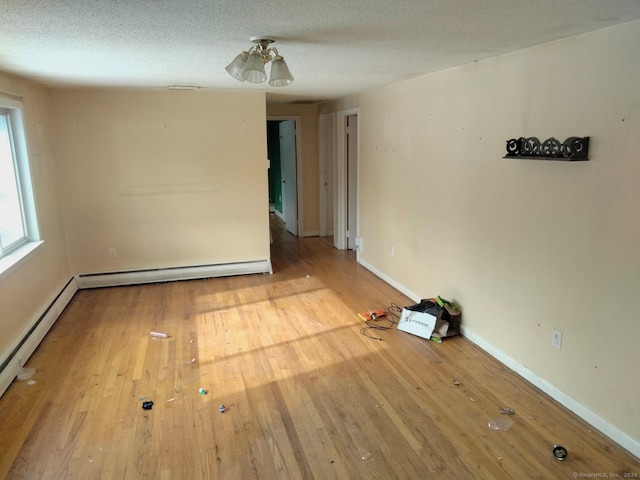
504, 136, 589, 161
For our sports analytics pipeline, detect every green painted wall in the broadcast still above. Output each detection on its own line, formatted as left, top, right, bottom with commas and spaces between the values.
267, 121, 282, 213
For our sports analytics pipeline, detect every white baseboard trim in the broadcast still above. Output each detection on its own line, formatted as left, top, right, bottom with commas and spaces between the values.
301, 231, 319, 238
461, 325, 640, 459
0, 277, 78, 398
358, 256, 639, 459
357, 257, 421, 303
76, 259, 273, 289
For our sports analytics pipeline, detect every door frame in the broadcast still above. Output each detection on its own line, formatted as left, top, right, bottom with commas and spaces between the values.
318, 112, 335, 237
267, 116, 303, 236
335, 108, 359, 251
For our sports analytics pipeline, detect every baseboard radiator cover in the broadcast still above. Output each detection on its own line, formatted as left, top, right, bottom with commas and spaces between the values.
76, 259, 273, 289
0, 277, 78, 398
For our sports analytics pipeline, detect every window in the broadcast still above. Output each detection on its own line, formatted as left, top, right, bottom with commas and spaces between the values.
0, 95, 39, 260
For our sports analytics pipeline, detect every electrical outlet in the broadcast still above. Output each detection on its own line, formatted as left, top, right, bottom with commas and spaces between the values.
552, 329, 562, 349
389, 245, 395, 256
108, 247, 117, 258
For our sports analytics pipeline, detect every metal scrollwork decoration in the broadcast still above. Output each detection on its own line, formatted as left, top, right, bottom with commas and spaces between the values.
504, 136, 589, 161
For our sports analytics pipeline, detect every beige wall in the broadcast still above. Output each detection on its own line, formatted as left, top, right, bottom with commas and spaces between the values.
333, 21, 640, 445
52, 89, 270, 274
0, 73, 70, 357
319, 94, 360, 115
267, 103, 320, 235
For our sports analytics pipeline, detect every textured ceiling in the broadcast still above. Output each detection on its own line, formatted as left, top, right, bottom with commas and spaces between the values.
3, 0, 640, 103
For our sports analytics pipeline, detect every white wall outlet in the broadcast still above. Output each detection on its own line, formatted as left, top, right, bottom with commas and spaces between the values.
108, 247, 117, 258
552, 328, 562, 349
389, 245, 395, 256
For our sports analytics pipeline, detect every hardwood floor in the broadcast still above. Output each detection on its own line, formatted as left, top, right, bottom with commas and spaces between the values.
1, 216, 638, 479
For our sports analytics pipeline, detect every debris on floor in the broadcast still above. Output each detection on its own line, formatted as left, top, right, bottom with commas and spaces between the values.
219, 404, 226, 413
452, 379, 461, 385
397, 297, 462, 341
357, 309, 387, 321
199, 388, 207, 395
142, 401, 154, 410
488, 417, 513, 431
17, 367, 36, 380
553, 444, 568, 461
500, 407, 516, 416
150, 331, 169, 338
361, 452, 372, 461
359, 307, 398, 341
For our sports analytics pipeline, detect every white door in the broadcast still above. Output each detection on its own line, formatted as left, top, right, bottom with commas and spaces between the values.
334, 109, 358, 251
318, 113, 335, 237
346, 115, 358, 250
279, 120, 298, 236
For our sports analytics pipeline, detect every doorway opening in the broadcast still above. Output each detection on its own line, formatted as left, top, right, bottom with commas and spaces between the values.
266, 117, 301, 236
318, 113, 335, 240
333, 109, 359, 252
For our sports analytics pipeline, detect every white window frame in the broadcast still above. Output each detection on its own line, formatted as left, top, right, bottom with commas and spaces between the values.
0, 94, 41, 278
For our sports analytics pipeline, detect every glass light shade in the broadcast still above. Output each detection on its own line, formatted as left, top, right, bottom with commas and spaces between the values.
269, 56, 294, 86
242, 52, 267, 83
225, 52, 248, 81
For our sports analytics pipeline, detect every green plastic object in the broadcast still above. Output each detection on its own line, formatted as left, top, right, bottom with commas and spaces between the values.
436, 296, 458, 310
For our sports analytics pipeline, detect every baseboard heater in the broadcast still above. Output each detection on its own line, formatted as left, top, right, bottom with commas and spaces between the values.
76, 259, 273, 289
0, 277, 78, 398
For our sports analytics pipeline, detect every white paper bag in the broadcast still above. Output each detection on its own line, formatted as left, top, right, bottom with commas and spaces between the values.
397, 308, 437, 340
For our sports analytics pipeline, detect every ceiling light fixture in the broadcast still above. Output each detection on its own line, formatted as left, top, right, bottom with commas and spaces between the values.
225, 38, 294, 87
